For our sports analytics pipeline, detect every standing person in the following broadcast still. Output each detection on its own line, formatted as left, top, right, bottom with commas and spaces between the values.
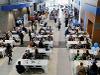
76, 62, 86, 75
65, 13, 68, 27
33, 21, 37, 30
58, 20, 61, 31
19, 31, 24, 45
64, 28, 69, 37
54, 13, 57, 23
28, 30, 32, 41
22, 26, 27, 33
5, 32, 10, 40
65, 18, 68, 27
38, 39, 44, 48
6, 43, 13, 65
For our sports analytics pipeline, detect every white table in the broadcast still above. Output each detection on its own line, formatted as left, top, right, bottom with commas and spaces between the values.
43, 41, 53, 47
66, 34, 89, 38
66, 41, 87, 48
16, 59, 48, 73
0, 47, 6, 57
12, 34, 20, 40
35, 41, 53, 47
73, 60, 100, 67
3, 40, 15, 46
67, 41, 86, 45
36, 35, 43, 39
43, 35, 53, 38
69, 30, 76, 34
12, 31, 17, 34
70, 49, 95, 54
40, 23, 44, 26
30, 48, 52, 56
66, 35, 77, 38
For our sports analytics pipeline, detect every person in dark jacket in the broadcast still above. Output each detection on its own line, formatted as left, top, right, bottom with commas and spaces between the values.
65, 29, 69, 36
58, 20, 61, 30
89, 62, 98, 75
5, 43, 13, 64
22, 26, 27, 33
65, 18, 68, 27
16, 61, 26, 74
19, 31, 24, 45
38, 40, 44, 48
28, 30, 32, 41
5, 32, 10, 40
22, 50, 33, 59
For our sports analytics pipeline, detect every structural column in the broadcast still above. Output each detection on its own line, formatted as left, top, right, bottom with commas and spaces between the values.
0, 11, 15, 32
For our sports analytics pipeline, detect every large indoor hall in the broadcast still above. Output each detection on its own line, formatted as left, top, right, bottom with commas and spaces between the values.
0, 0, 100, 75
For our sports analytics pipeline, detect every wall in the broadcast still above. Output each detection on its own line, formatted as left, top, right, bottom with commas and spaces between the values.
0, 12, 8, 32
80, 0, 100, 43
0, 11, 15, 32
7, 12, 15, 31
0, 0, 8, 4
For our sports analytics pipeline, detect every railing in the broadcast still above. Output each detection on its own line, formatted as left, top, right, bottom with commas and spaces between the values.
7, 0, 27, 4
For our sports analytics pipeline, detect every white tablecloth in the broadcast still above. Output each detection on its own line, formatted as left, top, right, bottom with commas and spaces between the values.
70, 49, 95, 54
0, 47, 6, 57
67, 41, 86, 45
3, 40, 15, 46
29, 48, 52, 56
16, 59, 48, 73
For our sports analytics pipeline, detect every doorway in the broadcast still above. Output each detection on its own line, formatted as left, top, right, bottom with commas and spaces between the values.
87, 20, 93, 39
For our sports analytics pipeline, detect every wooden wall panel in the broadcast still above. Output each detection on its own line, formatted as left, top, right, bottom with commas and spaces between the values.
95, 16, 100, 23
86, 12, 96, 23
92, 29, 100, 43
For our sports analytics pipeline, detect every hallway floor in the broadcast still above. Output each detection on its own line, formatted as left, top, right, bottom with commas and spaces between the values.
0, 9, 72, 75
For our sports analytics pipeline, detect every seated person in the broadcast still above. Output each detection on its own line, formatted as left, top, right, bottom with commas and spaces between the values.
78, 41, 83, 48
39, 28, 47, 35
81, 50, 91, 60
74, 50, 80, 60
16, 61, 26, 74
45, 44, 50, 51
68, 35, 74, 41
98, 67, 100, 75
34, 47, 44, 59
89, 61, 98, 75
22, 50, 33, 59
13, 37, 19, 42
85, 43, 91, 49
79, 36, 84, 41
22, 26, 27, 33
85, 39, 91, 49
32, 41, 37, 47
44, 22, 47, 27
76, 62, 86, 75
0, 42, 5, 47
95, 50, 100, 60
48, 35, 53, 41
38, 40, 44, 48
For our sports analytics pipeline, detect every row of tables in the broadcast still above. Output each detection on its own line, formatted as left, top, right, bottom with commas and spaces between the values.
0, 27, 28, 57
15, 22, 54, 73
65, 25, 100, 75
